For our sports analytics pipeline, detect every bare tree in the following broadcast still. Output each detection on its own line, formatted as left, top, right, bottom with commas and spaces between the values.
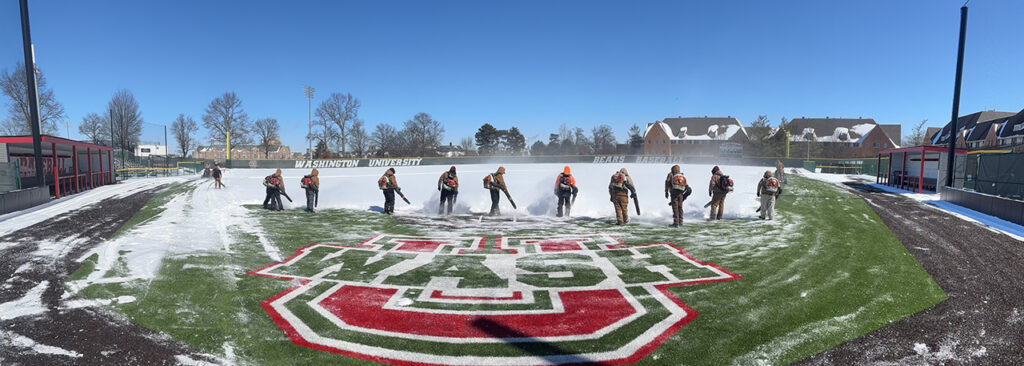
0, 62, 64, 135
315, 93, 360, 155
202, 92, 250, 145
252, 118, 281, 158
77, 112, 108, 145
348, 119, 370, 157
458, 137, 475, 155
171, 114, 199, 157
402, 113, 444, 156
106, 89, 143, 151
573, 127, 592, 155
904, 119, 928, 147
371, 122, 401, 157
591, 124, 617, 154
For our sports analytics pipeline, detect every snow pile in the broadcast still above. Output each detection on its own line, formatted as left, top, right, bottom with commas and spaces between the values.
218, 163, 774, 224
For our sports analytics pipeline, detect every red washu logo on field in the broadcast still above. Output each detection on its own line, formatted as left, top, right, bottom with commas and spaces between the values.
248, 233, 741, 366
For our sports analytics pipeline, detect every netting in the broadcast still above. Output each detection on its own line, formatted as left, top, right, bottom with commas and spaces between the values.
973, 153, 1024, 200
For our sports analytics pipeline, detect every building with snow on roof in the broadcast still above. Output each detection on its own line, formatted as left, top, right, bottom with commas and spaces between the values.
642, 116, 748, 157
931, 110, 1016, 150
779, 117, 900, 158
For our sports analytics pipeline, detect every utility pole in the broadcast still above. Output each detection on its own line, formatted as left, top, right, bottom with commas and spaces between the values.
164, 125, 168, 176
19, 0, 45, 188
946, 6, 968, 188
304, 86, 314, 158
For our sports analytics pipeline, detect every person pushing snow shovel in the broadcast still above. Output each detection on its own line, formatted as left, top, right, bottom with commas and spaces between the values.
554, 166, 578, 217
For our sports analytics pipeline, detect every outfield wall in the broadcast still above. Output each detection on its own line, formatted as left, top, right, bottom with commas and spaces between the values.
224, 155, 811, 170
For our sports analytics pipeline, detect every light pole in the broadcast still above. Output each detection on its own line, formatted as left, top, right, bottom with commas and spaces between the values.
304, 86, 314, 158
19, 0, 45, 187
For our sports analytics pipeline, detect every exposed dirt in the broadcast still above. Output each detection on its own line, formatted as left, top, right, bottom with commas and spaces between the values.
0, 186, 220, 366
798, 183, 1024, 365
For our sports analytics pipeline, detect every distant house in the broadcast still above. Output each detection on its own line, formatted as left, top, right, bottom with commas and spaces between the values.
931, 110, 1017, 150
779, 117, 900, 158
925, 127, 942, 144
642, 116, 748, 156
996, 109, 1024, 152
192, 144, 294, 161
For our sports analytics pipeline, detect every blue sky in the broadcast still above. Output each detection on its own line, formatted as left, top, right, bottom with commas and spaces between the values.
1, 0, 1022, 154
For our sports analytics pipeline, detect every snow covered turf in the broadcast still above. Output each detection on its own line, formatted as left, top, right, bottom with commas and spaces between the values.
54, 163, 946, 365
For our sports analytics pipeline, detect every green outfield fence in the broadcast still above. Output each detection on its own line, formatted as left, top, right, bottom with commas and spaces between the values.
963, 152, 1024, 200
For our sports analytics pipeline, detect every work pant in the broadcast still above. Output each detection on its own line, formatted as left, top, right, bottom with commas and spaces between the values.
264, 188, 282, 210
383, 189, 395, 214
709, 192, 726, 220
306, 190, 316, 212
556, 190, 573, 217
670, 190, 685, 225
759, 194, 776, 220
612, 192, 630, 224
439, 189, 457, 215
489, 189, 501, 216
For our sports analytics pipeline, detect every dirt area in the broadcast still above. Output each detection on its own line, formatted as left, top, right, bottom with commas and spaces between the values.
0, 187, 219, 366
798, 183, 1024, 365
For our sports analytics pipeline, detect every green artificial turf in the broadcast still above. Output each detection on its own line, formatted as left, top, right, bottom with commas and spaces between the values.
65, 175, 946, 365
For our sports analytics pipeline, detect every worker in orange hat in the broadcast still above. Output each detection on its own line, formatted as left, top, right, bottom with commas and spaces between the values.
554, 166, 578, 217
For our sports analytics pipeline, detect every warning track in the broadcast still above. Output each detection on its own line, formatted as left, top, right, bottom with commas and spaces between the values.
0, 185, 218, 366
798, 183, 1024, 365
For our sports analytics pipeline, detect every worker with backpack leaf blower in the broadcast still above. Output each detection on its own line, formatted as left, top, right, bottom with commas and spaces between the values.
608, 168, 638, 225
664, 165, 692, 227
706, 165, 733, 220
757, 170, 782, 220
378, 167, 409, 215
484, 166, 516, 216
554, 166, 579, 217
262, 169, 291, 211
301, 168, 319, 213
437, 166, 459, 215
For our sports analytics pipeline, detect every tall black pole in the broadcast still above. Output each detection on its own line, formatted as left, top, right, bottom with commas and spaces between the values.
946, 6, 968, 187
164, 125, 168, 176
19, 0, 45, 188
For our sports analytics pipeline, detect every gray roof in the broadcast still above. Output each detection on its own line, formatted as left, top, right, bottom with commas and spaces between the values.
782, 118, 888, 144
650, 116, 746, 140
880, 124, 901, 146
996, 109, 1024, 139
931, 111, 1016, 145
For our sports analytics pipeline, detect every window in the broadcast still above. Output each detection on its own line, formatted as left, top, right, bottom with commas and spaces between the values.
141, 148, 151, 153
873, 143, 879, 148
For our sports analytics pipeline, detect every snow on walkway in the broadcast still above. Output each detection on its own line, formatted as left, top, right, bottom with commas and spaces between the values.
798, 171, 1024, 242
0, 177, 187, 238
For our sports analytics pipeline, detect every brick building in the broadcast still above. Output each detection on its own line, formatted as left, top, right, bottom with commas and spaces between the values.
642, 117, 748, 156
931, 110, 1016, 150
780, 117, 900, 158
996, 109, 1024, 152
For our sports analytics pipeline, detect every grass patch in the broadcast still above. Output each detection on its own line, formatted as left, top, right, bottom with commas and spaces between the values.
111, 181, 196, 238
67, 175, 946, 365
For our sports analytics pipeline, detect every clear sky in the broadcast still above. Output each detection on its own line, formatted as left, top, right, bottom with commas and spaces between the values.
1, 0, 1022, 154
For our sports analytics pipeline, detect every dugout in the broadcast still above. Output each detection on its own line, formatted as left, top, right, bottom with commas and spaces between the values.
876, 146, 966, 193
0, 135, 115, 198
